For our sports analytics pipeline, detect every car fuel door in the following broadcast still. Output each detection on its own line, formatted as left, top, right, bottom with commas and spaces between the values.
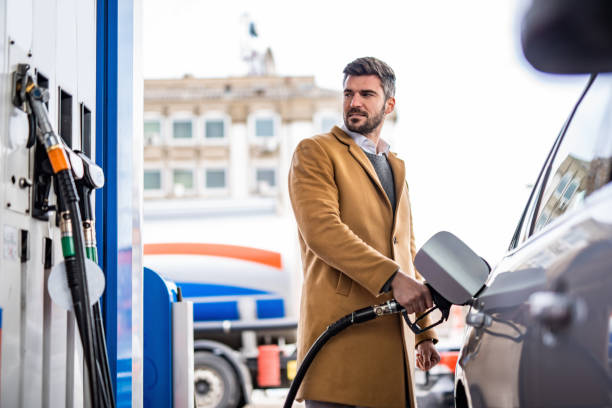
414, 231, 490, 307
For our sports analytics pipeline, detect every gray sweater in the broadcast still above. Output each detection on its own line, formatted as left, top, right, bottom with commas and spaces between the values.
364, 151, 396, 214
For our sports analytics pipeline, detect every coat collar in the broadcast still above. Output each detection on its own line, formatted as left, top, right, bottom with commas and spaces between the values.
340, 124, 391, 156
331, 126, 406, 216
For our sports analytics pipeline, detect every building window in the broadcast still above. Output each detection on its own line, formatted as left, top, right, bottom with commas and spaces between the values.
173, 120, 193, 139
205, 119, 225, 139
205, 169, 227, 189
255, 118, 274, 137
563, 179, 579, 200
144, 120, 161, 144
256, 168, 276, 188
144, 170, 162, 190
173, 169, 194, 190
554, 173, 572, 196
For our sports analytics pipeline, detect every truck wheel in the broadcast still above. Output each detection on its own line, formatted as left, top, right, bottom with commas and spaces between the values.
194, 352, 240, 408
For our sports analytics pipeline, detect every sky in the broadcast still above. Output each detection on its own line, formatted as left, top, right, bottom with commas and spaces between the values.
143, 0, 590, 264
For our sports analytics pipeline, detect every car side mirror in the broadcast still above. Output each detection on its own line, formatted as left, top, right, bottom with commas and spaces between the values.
521, 0, 612, 74
414, 231, 490, 306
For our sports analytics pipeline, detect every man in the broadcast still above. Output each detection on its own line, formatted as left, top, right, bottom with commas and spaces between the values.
288, 57, 440, 408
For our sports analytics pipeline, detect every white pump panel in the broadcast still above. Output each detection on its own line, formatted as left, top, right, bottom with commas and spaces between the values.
0, 1, 97, 407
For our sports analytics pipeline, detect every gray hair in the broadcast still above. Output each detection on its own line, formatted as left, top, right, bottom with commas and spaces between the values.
342, 57, 396, 100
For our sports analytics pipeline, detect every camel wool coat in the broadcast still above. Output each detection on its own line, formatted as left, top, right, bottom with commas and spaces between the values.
288, 126, 438, 408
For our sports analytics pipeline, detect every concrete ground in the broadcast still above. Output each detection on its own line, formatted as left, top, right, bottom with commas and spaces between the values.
246, 389, 304, 407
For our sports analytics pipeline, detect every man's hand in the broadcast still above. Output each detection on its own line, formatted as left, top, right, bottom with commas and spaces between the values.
390, 271, 433, 315
416, 340, 440, 371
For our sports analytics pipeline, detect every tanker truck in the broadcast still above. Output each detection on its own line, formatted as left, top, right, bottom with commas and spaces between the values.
144, 242, 298, 408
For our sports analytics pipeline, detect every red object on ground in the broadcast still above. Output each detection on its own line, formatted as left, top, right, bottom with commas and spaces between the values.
257, 344, 281, 387
439, 350, 460, 374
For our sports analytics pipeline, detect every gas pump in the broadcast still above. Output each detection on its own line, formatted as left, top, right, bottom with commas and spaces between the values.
0, 1, 142, 406
9, 64, 114, 408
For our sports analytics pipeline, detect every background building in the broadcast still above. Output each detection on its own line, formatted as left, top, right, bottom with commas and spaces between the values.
143, 74, 345, 213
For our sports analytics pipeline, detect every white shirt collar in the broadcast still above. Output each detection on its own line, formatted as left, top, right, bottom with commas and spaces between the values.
340, 124, 390, 156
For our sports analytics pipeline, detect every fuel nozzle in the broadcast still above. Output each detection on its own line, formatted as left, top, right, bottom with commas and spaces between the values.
72, 152, 104, 262
348, 291, 453, 335
371, 286, 453, 335
400, 285, 453, 335
74, 152, 104, 221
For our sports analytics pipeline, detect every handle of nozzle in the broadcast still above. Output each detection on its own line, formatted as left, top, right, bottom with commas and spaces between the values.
399, 284, 453, 335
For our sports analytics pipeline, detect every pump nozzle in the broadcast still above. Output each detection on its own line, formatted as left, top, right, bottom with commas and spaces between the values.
74, 151, 104, 222
400, 284, 453, 335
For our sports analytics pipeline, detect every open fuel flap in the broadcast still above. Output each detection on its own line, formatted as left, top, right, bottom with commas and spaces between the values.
414, 231, 490, 307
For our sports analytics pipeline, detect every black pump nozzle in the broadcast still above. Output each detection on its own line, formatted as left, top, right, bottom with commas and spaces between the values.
74, 151, 105, 221
401, 284, 453, 335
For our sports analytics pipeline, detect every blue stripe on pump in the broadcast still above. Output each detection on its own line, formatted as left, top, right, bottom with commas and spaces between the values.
175, 282, 269, 297
256, 298, 285, 319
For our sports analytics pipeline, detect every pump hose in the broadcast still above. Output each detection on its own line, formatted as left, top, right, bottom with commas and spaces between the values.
283, 316, 351, 408
26, 79, 111, 407
283, 301, 403, 408
95, 305, 115, 407
56, 170, 108, 407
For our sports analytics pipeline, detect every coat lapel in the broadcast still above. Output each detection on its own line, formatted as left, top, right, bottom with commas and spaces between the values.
331, 126, 394, 214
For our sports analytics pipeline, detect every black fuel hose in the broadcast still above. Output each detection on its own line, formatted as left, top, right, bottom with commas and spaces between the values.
26, 79, 110, 407
283, 300, 403, 408
283, 288, 453, 408
75, 153, 116, 408
56, 170, 105, 407
93, 302, 115, 408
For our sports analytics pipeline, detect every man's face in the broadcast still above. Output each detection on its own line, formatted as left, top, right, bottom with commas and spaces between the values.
343, 75, 394, 136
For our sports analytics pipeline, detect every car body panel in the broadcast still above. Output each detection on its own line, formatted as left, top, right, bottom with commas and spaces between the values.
455, 73, 612, 408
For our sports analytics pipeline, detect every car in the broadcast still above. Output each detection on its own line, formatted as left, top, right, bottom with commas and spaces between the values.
413, 1, 612, 407
416, 70, 612, 408
454, 63, 612, 408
